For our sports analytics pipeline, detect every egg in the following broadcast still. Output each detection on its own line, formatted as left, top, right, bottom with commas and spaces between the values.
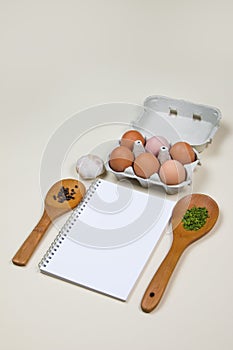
109, 146, 134, 172
170, 142, 196, 164
133, 153, 160, 179
121, 130, 145, 150
145, 136, 170, 156
159, 160, 186, 185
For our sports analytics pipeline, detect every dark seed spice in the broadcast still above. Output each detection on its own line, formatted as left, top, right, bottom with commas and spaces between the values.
53, 186, 76, 203
182, 206, 209, 231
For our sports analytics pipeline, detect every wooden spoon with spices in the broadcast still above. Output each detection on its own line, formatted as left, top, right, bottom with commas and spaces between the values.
141, 193, 219, 313
12, 179, 86, 266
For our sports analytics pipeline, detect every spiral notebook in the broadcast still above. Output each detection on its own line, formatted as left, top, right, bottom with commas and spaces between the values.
39, 179, 175, 300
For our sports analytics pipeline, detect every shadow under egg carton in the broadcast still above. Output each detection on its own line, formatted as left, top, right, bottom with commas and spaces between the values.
106, 154, 200, 195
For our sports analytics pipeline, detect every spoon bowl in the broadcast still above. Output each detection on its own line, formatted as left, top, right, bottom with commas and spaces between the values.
141, 193, 219, 313
12, 178, 86, 266
172, 193, 219, 245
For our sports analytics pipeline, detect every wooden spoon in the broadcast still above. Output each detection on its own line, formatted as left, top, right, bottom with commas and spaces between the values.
12, 179, 86, 266
141, 193, 219, 313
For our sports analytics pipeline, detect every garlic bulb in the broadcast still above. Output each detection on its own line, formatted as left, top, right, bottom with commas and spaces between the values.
76, 154, 105, 179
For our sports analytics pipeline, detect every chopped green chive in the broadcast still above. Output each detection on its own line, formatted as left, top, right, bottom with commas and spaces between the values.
182, 206, 209, 231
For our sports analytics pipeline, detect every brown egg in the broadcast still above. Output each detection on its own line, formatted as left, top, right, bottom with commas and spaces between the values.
159, 160, 186, 185
121, 130, 145, 150
170, 142, 196, 165
109, 146, 134, 172
133, 153, 160, 179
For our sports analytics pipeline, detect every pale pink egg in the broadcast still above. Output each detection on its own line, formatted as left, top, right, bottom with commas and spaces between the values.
145, 136, 170, 156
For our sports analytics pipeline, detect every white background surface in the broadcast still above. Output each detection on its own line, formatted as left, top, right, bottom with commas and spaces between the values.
1, 1, 233, 349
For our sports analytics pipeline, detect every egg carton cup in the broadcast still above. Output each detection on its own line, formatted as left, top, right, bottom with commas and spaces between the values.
106, 95, 221, 194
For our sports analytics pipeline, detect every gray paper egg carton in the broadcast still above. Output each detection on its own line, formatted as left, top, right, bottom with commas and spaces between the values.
106, 95, 221, 194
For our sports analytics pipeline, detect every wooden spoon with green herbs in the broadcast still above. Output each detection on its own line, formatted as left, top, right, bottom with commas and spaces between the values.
12, 179, 86, 266
141, 193, 219, 313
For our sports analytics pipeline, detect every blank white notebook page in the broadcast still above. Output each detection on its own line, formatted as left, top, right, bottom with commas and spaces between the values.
39, 179, 175, 300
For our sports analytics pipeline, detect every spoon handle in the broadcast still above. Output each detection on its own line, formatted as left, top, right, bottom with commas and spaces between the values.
141, 239, 186, 313
12, 210, 52, 266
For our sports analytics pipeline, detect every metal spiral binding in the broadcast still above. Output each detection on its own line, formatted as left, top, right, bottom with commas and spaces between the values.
38, 179, 102, 269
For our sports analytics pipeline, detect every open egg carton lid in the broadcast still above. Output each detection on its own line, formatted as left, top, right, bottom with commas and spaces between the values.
106, 95, 222, 194
133, 95, 222, 152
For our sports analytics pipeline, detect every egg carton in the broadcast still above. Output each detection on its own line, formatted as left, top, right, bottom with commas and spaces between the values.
106, 95, 221, 194
106, 143, 199, 195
